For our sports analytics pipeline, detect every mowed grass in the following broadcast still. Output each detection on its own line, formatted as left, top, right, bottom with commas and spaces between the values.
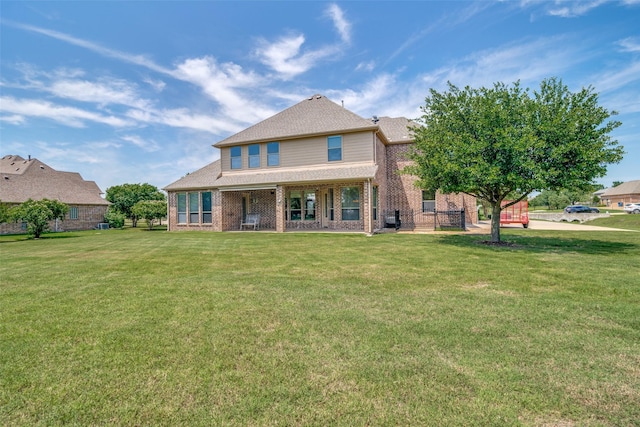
1, 226, 639, 426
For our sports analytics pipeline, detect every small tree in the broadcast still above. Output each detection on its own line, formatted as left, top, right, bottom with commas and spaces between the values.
0, 200, 13, 224
404, 78, 623, 242
105, 183, 165, 227
104, 207, 126, 229
12, 199, 69, 238
131, 200, 167, 230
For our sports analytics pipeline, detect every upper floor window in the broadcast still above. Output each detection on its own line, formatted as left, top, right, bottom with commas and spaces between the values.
248, 144, 260, 168
230, 146, 242, 169
328, 136, 342, 162
267, 142, 280, 166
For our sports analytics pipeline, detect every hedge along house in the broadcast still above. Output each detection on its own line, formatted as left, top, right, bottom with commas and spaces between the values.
164, 95, 476, 234
0, 155, 110, 234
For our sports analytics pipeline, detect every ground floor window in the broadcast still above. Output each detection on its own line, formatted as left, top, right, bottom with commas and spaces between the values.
341, 187, 360, 220
69, 206, 79, 220
422, 190, 436, 212
287, 189, 316, 221
305, 191, 316, 220
202, 191, 212, 223
372, 186, 378, 221
177, 193, 187, 223
189, 192, 199, 223
325, 188, 334, 221
177, 191, 213, 224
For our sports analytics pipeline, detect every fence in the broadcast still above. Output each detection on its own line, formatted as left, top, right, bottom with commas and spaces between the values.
383, 209, 466, 231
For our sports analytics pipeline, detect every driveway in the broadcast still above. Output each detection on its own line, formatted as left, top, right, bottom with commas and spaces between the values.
473, 220, 636, 232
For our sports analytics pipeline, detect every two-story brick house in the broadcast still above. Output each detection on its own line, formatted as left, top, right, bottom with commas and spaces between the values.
164, 94, 476, 233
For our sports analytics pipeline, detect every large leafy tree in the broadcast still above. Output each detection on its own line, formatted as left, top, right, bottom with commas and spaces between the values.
131, 200, 167, 230
404, 78, 623, 242
105, 183, 165, 227
11, 199, 69, 239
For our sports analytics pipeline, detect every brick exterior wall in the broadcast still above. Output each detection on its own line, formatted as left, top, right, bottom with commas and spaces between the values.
385, 143, 477, 225
167, 190, 222, 232
0, 204, 108, 235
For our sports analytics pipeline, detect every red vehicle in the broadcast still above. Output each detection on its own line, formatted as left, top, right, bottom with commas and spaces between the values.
500, 200, 529, 228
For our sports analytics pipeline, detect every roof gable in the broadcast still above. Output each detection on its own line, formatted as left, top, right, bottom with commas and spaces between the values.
214, 95, 378, 147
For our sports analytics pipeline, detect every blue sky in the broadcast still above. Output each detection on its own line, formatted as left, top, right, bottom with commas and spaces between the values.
1, 1, 639, 193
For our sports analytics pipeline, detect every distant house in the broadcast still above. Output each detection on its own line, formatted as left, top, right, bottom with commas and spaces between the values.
599, 180, 640, 207
164, 94, 476, 234
0, 155, 109, 234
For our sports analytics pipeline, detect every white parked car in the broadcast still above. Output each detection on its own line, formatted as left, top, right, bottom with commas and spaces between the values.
623, 203, 640, 214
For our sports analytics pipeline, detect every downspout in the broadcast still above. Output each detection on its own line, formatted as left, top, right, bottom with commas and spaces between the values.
367, 178, 372, 235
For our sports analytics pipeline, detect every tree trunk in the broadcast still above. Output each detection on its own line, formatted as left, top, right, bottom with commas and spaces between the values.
490, 203, 502, 242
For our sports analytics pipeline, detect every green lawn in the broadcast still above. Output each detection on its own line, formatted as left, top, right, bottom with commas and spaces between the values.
1, 226, 639, 426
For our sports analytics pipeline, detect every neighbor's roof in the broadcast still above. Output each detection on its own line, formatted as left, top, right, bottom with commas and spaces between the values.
600, 180, 640, 196
0, 154, 109, 205
214, 94, 378, 147
163, 160, 221, 190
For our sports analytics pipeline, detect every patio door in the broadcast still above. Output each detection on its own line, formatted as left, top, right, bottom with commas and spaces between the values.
321, 188, 334, 228
242, 194, 249, 220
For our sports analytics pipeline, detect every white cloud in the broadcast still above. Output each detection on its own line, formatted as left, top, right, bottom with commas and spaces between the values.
589, 61, 640, 94
355, 61, 376, 72
172, 56, 273, 124
0, 96, 133, 128
6, 21, 172, 74
618, 37, 640, 52
49, 78, 151, 109
417, 36, 580, 91
0, 114, 26, 125
8, 21, 271, 125
326, 3, 351, 44
255, 4, 352, 79
544, 0, 609, 17
125, 107, 243, 135
143, 76, 166, 92
121, 135, 161, 153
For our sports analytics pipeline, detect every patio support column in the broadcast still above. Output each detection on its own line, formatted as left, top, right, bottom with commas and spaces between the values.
364, 179, 373, 235
275, 185, 285, 232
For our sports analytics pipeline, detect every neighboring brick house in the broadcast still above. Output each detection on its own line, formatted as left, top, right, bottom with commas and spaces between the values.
0, 155, 109, 234
164, 94, 476, 234
599, 180, 640, 207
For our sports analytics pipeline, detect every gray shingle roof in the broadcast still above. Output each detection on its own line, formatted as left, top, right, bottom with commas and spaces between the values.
601, 180, 640, 196
214, 95, 378, 147
376, 116, 417, 144
0, 154, 109, 205
163, 160, 221, 190
214, 163, 378, 189
163, 160, 377, 191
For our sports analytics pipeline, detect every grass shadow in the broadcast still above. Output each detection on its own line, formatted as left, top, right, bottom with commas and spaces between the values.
438, 233, 639, 255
